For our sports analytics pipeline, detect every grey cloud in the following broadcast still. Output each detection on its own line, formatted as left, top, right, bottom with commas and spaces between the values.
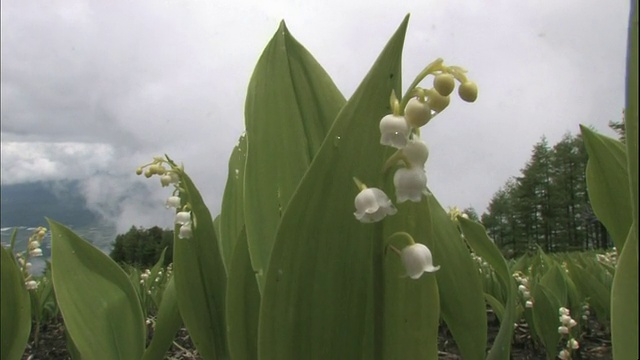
0, 0, 631, 224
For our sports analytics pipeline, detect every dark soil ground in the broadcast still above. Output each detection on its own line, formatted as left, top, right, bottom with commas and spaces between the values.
22, 311, 611, 360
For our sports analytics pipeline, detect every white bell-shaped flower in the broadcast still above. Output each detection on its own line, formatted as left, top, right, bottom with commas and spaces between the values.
379, 114, 410, 148
179, 222, 193, 239
29, 248, 43, 257
401, 243, 440, 279
165, 196, 181, 209
354, 188, 397, 223
175, 211, 191, 225
160, 172, 180, 187
394, 167, 427, 203
402, 138, 429, 167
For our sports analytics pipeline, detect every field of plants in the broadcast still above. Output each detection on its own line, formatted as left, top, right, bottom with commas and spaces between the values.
2, 5, 637, 360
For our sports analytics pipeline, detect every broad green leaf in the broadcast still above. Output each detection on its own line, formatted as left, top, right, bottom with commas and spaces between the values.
580, 125, 632, 251
173, 172, 228, 360
1, 245, 31, 360
539, 265, 567, 306
219, 134, 247, 273
382, 200, 440, 360
484, 293, 505, 323
142, 276, 182, 360
458, 217, 518, 360
566, 261, 610, 321
243, 20, 346, 290
258, 16, 407, 360
429, 197, 487, 360
531, 284, 562, 360
611, 227, 639, 360
612, 3, 639, 357
48, 219, 145, 360
624, 0, 638, 246
226, 229, 260, 360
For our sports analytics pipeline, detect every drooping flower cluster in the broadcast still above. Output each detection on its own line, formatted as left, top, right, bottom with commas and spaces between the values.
557, 306, 580, 359
353, 58, 477, 279
596, 248, 618, 267
15, 226, 48, 290
354, 58, 477, 221
580, 302, 591, 321
137, 156, 194, 239
513, 271, 534, 308
557, 307, 578, 334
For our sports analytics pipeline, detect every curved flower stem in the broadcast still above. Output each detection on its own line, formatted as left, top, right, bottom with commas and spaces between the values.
385, 231, 417, 247
400, 58, 445, 110
352, 177, 368, 191
382, 150, 409, 173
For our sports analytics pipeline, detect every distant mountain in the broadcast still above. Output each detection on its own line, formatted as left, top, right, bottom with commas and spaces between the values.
1, 180, 99, 228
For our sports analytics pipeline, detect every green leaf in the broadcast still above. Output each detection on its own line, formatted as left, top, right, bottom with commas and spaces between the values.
458, 217, 518, 360
258, 16, 408, 360
142, 276, 182, 360
539, 265, 567, 306
484, 293, 505, 323
243, 20, 346, 290
48, 219, 145, 360
1, 246, 31, 360
173, 172, 228, 360
382, 200, 440, 360
611, 227, 639, 360
624, 0, 638, 247
226, 229, 260, 360
219, 134, 247, 273
429, 198, 487, 360
611, 3, 639, 357
580, 125, 632, 250
531, 284, 562, 360
566, 261, 610, 321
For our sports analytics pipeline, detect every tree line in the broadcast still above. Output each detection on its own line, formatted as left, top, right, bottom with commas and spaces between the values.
478, 121, 625, 257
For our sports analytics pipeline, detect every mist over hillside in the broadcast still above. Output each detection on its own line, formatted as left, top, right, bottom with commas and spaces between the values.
1, 180, 98, 228
1, 180, 116, 257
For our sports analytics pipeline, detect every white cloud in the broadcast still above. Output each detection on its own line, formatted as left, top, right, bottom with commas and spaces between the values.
0, 141, 115, 184
0, 0, 630, 224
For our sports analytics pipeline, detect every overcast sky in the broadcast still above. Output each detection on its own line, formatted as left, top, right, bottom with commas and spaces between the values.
1, 0, 631, 232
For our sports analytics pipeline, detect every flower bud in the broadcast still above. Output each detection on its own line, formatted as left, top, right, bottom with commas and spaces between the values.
136, 167, 143, 175
558, 349, 570, 360
404, 98, 431, 128
427, 92, 450, 113
458, 81, 478, 102
150, 164, 166, 175
558, 326, 569, 334
433, 73, 455, 96
25, 280, 38, 290
568, 339, 579, 349
402, 138, 429, 167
